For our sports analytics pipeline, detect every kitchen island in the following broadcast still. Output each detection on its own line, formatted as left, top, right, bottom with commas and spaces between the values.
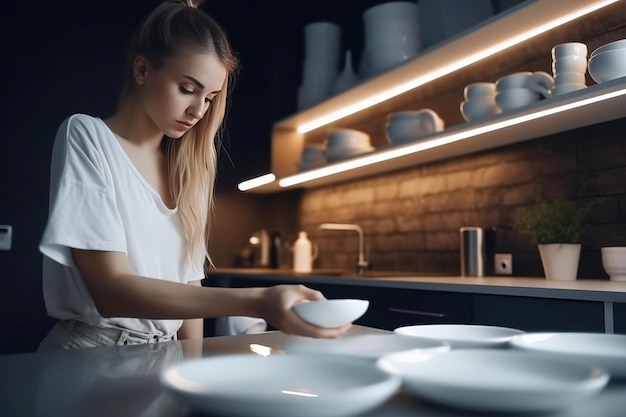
206, 269, 626, 334
1, 325, 625, 417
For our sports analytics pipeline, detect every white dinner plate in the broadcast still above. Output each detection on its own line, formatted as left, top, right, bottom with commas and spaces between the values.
377, 349, 609, 413
161, 354, 401, 417
510, 332, 626, 378
283, 332, 449, 360
394, 324, 525, 348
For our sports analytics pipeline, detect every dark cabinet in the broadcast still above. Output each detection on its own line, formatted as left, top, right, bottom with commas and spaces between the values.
205, 275, 473, 331
472, 294, 605, 333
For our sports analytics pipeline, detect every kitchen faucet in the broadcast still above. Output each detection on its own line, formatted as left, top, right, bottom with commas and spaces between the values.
319, 223, 370, 275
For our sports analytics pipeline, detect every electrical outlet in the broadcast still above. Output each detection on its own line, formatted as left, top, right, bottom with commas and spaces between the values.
495, 253, 512, 275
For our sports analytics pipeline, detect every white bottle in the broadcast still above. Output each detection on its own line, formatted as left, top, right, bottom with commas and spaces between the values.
293, 231, 313, 273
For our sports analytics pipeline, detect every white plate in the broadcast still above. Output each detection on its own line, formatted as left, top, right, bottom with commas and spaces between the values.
377, 349, 609, 413
283, 332, 449, 360
510, 332, 626, 378
394, 324, 525, 348
161, 354, 401, 417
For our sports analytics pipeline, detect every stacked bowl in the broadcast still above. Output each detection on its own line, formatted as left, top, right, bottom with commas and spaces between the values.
588, 39, 626, 84
297, 143, 327, 171
325, 129, 374, 162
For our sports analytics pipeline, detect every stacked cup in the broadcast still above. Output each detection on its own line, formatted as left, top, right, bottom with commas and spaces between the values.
460, 82, 501, 122
297, 22, 342, 110
551, 42, 588, 96
360, 1, 420, 79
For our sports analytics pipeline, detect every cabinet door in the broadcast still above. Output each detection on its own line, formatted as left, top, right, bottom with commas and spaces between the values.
614, 302, 626, 334
203, 275, 473, 331
473, 294, 605, 332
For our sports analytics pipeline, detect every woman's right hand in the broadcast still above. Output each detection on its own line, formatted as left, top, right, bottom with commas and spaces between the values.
259, 284, 351, 338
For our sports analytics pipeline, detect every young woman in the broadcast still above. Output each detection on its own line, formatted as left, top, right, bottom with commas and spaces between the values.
38, 0, 349, 349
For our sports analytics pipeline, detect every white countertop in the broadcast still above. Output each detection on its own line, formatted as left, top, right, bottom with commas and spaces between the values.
208, 268, 626, 302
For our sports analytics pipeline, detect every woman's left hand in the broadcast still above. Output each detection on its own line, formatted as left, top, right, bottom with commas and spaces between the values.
259, 284, 351, 338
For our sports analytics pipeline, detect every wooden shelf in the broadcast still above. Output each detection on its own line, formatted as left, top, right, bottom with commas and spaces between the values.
242, 0, 626, 193
252, 78, 626, 193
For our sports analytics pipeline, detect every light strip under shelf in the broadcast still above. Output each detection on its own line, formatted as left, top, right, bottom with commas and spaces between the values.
237, 173, 276, 191
295, 0, 619, 134
278, 87, 626, 187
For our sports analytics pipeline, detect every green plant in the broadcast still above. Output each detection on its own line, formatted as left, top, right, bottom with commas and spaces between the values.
513, 198, 592, 244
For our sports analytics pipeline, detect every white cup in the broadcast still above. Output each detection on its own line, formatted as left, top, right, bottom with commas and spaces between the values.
552, 55, 588, 75
552, 83, 587, 96
551, 42, 588, 60
554, 71, 586, 85
463, 82, 496, 100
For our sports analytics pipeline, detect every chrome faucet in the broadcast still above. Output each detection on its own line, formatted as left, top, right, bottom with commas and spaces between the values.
319, 223, 370, 275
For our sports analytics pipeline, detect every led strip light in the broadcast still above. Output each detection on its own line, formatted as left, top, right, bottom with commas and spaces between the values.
238, 0, 622, 191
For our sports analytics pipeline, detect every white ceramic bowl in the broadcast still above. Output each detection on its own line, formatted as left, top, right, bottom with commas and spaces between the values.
588, 49, 626, 83
463, 82, 496, 100
293, 299, 370, 328
601, 246, 626, 281
495, 88, 542, 111
327, 129, 371, 150
385, 109, 444, 144
460, 99, 501, 122
591, 38, 626, 58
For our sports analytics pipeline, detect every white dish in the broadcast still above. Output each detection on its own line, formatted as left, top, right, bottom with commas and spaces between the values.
377, 349, 609, 413
283, 332, 449, 360
394, 324, 525, 348
292, 299, 369, 328
510, 332, 626, 378
161, 354, 401, 417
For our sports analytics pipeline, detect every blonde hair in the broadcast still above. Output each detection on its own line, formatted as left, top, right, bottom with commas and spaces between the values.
120, 0, 239, 271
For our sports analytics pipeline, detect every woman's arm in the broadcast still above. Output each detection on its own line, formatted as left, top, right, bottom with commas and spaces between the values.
177, 280, 205, 340
72, 249, 349, 338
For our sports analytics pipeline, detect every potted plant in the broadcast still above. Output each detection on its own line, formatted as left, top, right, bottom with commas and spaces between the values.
513, 198, 592, 281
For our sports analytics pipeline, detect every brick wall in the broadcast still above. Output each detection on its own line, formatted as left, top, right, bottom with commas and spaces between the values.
298, 118, 626, 278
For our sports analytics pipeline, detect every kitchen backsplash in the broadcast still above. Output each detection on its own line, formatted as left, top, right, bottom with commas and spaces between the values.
297, 118, 626, 279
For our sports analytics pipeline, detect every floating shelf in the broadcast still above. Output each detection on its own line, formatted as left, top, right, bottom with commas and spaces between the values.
251, 78, 626, 193
239, 0, 625, 193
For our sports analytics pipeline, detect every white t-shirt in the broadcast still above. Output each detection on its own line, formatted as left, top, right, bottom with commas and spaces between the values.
39, 114, 205, 336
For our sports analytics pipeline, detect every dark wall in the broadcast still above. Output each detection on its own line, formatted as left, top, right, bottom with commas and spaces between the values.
0, 0, 389, 354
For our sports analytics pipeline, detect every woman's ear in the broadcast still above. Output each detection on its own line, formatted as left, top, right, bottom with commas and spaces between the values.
132, 56, 149, 86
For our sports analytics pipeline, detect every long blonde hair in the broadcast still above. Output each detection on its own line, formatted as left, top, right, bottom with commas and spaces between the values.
120, 0, 238, 271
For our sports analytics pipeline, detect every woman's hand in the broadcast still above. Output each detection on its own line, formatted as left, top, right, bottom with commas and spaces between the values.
259, 285, 351, 338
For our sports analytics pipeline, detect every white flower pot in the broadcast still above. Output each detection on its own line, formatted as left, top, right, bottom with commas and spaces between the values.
538, 244, 581, 281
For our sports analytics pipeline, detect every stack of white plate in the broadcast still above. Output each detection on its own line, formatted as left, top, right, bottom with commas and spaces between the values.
297, 143, 326, 171
324, 128, 374, 162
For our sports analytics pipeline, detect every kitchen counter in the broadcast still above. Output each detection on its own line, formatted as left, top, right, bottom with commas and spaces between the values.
1, 325, 625, 417
208, 268, 626, 303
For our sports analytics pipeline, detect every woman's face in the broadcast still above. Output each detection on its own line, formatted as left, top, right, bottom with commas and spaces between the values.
138, 51, 227, 139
